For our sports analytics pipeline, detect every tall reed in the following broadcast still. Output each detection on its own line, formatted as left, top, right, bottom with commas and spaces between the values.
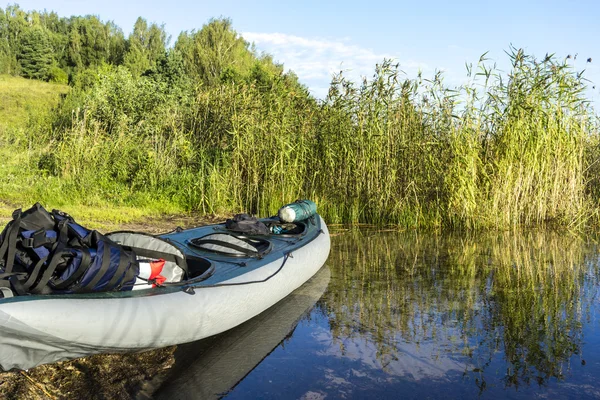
314, 50, 597, 229
6, 49, 598, 229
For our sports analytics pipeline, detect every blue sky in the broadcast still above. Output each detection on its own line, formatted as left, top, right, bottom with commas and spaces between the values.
9, 0, 600, 99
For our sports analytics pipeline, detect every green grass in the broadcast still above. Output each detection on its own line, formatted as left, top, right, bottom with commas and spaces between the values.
0, 74, 187, 226
0, 143, 185, 228
0, 74, 68, 133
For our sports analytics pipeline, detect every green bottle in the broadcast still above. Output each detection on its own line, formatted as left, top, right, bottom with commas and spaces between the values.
278, 200, 318, 222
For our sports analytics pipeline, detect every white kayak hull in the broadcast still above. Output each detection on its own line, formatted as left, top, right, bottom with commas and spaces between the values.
0, 217, 330, 370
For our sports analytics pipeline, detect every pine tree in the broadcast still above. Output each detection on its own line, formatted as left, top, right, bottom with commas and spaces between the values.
18, 26, 53, 80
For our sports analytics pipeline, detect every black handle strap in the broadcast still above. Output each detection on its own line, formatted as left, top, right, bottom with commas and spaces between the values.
79, 240, 112, 292
104, 250, 135, 291
50, 247, 92, 290
191, 238, 261, 257
26, 220, 71, 293
28, 250, 70, 294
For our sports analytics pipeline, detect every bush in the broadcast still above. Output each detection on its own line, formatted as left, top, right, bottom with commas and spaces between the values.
48, 66, 68, 84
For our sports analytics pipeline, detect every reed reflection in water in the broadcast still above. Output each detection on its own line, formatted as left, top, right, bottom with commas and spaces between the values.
311, 229, 600, 398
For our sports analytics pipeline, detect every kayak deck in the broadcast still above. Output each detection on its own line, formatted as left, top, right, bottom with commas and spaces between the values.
0, 215, 325, 303
0, 215, 330, 369
160, 216, 323, 286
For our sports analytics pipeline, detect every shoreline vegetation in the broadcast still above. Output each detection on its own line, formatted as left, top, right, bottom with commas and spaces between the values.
1, 5, 599, 231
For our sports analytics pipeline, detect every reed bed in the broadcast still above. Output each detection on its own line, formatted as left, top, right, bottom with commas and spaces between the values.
2, 49, 599, 229
314, 50, 597, 229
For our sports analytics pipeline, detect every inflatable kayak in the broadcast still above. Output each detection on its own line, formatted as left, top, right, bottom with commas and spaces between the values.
152, 266, 331, 399
0, 209, 330, 370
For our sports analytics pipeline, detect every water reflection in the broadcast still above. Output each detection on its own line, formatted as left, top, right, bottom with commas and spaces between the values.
319, 230, 600, 396
3, 229, 599, 399
152, 266, 331, 399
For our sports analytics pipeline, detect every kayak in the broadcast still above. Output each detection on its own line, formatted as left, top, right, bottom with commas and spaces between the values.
0, 213, 330, 370
152, 266, 331, 399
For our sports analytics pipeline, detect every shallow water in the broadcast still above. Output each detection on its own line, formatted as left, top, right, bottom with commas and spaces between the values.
157, 229, 600, 399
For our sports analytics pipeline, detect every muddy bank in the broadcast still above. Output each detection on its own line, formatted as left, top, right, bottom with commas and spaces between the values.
0, 347, 177, 400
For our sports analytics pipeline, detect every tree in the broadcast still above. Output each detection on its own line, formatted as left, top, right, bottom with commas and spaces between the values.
106, 21, 126, 65
0, 39, 15, 74
0, 8, 15, 74
124, 17, 167, 76
175, 18, 254, 86
18, 26, 53, 80
144, 49, 188, 88
0, 5, 27, 74
67, 22, 83, 70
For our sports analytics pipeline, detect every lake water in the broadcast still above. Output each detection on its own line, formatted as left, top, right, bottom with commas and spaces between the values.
154, 229, 600, 399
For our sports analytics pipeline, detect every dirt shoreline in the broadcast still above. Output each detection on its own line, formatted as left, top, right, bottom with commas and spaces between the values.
0, 347, 179, 400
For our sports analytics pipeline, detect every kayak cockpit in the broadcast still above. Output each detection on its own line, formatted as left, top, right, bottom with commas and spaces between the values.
106, 232, 214, 290
188, 233, 272, 258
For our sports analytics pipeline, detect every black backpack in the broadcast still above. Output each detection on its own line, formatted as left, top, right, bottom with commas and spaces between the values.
0, 203, 139, 296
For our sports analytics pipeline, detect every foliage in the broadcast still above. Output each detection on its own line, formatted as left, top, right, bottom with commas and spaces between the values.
17, 25, 53, 80
124, 17, 168, 76
0, 4, 599, 230
175, 18, 256, 87
48, 64, 68, 83
311, 53, 597, 229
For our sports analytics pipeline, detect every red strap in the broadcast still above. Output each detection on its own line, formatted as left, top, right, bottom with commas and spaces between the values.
148, 259, 165, 280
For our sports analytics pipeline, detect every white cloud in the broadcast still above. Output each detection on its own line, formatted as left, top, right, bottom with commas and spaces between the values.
242, 32, 430, 99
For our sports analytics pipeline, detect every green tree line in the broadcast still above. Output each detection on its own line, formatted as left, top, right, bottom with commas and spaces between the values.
0, 4, 291, 88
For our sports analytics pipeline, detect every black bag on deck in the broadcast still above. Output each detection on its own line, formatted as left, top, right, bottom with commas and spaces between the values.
0, 203, 139, 296
225, 214, 270, 235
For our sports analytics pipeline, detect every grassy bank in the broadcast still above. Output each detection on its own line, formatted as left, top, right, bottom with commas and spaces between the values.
0, 75, 187, 227
0, 75, 68, 133
1, 7, 599, 230
1, 49, 599, 230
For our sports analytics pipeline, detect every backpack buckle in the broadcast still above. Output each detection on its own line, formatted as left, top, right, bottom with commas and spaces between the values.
52, 209, 72, 220
22, 229, 54, 248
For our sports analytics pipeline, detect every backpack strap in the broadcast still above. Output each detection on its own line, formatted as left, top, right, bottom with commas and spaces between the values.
50, 248, 92, 290
104, 248, 136, 291
28, 250, 71, 294
78, 239, 112, 292
26, 219, 71, 294
0, 209, 22, 275
1, 206, 140, 296
0, 211, 91, 295
21, 229, 57, 249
